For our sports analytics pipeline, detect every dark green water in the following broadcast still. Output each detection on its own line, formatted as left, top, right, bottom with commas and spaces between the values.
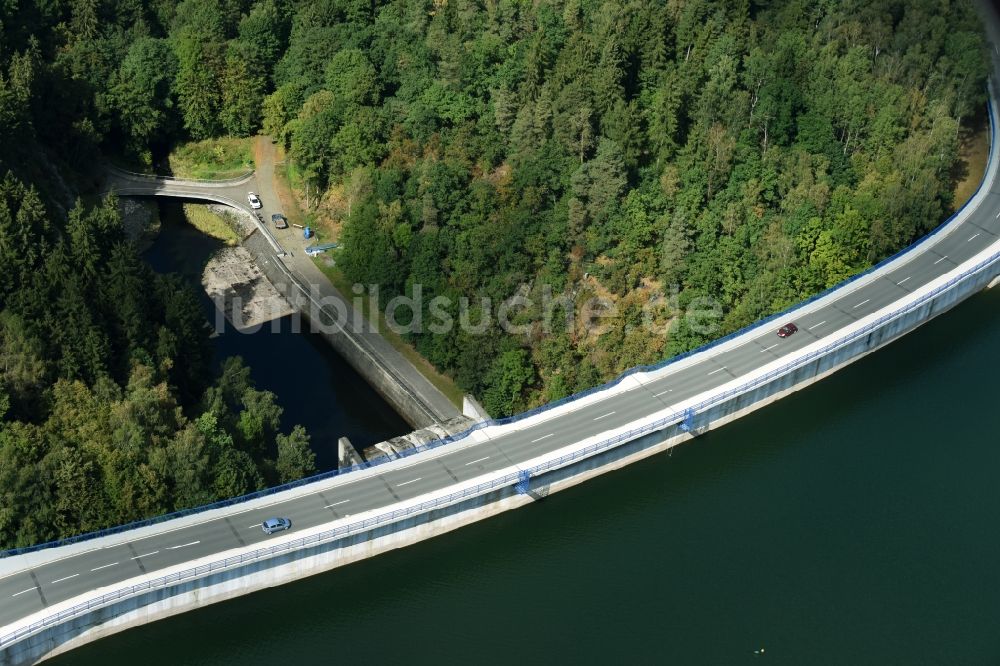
142, 203, 409, 467
54, 281, 1000, 664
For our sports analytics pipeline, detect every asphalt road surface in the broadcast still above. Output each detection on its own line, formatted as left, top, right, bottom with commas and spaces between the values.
9, 16, 1000, 630
107, 172, 462, 426
4, 172, 1000, 628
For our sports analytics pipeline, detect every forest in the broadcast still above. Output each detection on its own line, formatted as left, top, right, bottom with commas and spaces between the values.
268, 0, 989, 416
0, 0, 317, 549
0, 182, 317, 548
0, 0, 991, 545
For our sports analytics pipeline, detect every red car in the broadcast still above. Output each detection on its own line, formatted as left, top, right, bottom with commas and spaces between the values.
777, 322, 798, 338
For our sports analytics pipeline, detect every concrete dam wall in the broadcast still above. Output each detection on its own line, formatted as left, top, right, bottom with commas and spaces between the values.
5, 235, 1000, 665
242, 230, 460, 430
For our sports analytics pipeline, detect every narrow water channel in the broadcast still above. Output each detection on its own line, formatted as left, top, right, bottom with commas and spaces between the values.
142, 202, 409, 470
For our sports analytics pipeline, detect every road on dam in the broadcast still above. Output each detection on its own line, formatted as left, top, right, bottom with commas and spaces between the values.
106, 170, 462, 428
4, 166, 1000, 627
6, 0, 1000, 638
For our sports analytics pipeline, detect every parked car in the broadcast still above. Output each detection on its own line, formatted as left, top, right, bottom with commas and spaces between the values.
271, 213, 289, 229
776, 322, 798, 338
247, 192, 262, 209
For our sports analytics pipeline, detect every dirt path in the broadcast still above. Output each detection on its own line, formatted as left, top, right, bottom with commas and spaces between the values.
251, 137, 324, 258
251, 137, 281, 224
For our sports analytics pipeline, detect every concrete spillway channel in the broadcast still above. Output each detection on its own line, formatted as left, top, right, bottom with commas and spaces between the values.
102, 165, 463, 430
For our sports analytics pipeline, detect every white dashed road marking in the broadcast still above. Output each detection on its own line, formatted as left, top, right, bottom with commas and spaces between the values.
397, 478, 422, 487
11, 587, 37, 597
934, 255, 948, 265
324, 500, 351, 508
166, 541, 200, 550
853, 299, 870, 308
131, 551, 159, 559
896, 276, 911, 285
707, 367, 727, 376
760, 344, 779, 353
531, 434, 554, 443
51, 574, 80, 584
465, 456, 491, 466
593, 412, 616, 421
90, 562, 118, 572
653, 389, 673, 397
808, 321, 826, 330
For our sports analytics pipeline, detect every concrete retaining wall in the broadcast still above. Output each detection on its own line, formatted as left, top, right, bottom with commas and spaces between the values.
241, 231, 444, 428
5, 243, 1000, 666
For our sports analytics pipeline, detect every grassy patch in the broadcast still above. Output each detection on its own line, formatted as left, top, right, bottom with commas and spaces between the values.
272, 156, 317, 230
285, 156, 305, 190
952, 112, 990, 211
181, 204, 240, 245
312, 256, 466, 409
279, 156, 338, 238
274, 156, 335, 239
168, 137, 254, 180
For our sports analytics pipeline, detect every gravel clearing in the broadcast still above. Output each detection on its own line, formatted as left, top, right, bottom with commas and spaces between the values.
202, 246, 294, 331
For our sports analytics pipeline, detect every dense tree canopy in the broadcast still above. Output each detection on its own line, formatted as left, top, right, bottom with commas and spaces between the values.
0, 0, 992, 551
0, 1, 314, 549
264, 0, 988, 415
0, 172, 316, 548
3, 0, 985, 420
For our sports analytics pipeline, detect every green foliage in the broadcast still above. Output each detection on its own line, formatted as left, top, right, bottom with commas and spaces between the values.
0, 0, 332, 548
290, 90, 340, 188
263, 82, 306, 146
275, 425, 317, 483
325, 48, 380, 107
220, 43, 265, 136
482, 348, 536, 417
331, 107, 386, 176
166, 136, 253, 179
110, 38, 179, 154
0, 0, 990, 515
237, 0, 289, 79
286, 0, 988, 417
0, 169, 312, 547
174, 35, 224, 139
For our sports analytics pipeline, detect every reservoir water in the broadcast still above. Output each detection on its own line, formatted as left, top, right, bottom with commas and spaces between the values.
54, 251, 1000, 664
141, 202, 409, 469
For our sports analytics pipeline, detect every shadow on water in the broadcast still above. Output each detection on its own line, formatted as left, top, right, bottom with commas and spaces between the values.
143, 201, 409, 470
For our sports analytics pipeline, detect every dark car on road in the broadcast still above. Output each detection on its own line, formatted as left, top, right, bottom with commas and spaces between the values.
271, 213, 289, 229
261, 517, 291, 534
776, 322, 798, 338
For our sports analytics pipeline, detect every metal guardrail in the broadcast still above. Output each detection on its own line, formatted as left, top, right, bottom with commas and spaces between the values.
5, 238, 1000, 650
3, 88, 995, 561
109, 164, 458, 425
264, 246, 448, 425
108, 185, 288, 257
105, 166, 256, 185
387, 83, 1000, 434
